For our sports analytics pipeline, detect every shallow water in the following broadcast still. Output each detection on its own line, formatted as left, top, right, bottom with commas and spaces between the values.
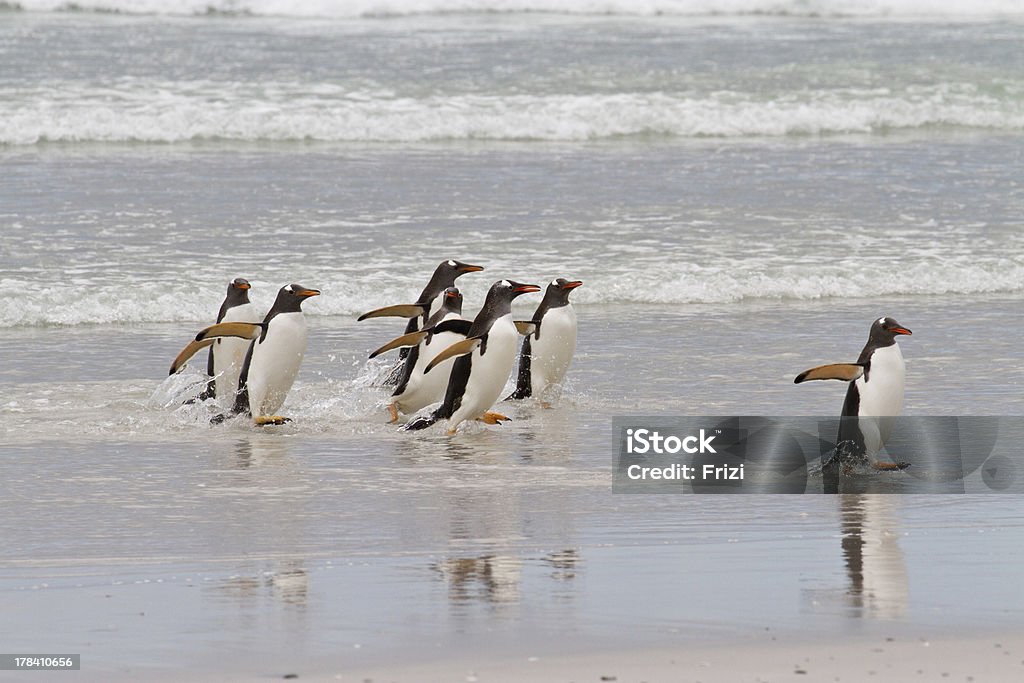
3, 300, 1024, 676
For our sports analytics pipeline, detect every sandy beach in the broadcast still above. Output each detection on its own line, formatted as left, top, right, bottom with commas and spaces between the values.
91, 633, 1024, 682
334, 634, 1024, 683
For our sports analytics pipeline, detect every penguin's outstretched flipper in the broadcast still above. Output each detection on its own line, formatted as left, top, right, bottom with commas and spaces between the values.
424, 337, 483, 374
357, 304, 427, 322
171, 338, 215, 376
794, 363, 864, 384
369, 331, 428, 359
170, 322, 264, 375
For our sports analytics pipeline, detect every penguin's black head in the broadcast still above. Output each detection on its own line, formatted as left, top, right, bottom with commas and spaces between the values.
272, 283, 321, 313
224, 278, 252, 305
442, 286, 463, 310
422, 260, 484, 302
543, 277, 583, 307
496, 279, 541, 299
435, 259, 484, 281
870, 316, 912, 344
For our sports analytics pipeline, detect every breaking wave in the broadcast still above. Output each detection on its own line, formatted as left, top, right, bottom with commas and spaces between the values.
3, 83, 1023, 145
3, 260, 1022, 328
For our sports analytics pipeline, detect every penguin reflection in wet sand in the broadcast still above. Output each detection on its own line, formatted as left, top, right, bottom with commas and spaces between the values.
405, 280, 541, 435
507, 278, 582, 401
195, 278, 258, 402
170, 284, 320, 425
368, 286, 469, 422
794, 317, 913, 470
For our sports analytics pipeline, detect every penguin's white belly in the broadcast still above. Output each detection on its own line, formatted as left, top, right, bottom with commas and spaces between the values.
450, 315, 518, 428
394, 320, 464, 414
530, 305, 577, 395
213, 302, 258, 400
246, 312, 308, 417
855, 343, 905, 455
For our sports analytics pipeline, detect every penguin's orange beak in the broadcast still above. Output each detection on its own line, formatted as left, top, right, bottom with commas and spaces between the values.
445, 290, 460, 299
561, 280, 583, 290
513, 284, 541, 294
892, 327, 912, 335
236, 282, 251, 290
459, 264, 484, 273
297, 288, 321, 298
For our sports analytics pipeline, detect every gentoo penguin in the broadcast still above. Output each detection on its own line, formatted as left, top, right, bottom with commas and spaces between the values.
358, 259, 484, 330
170, 284, 320, 425
358, 259, 484, 381
507, 278, 582, 400
368, 287, 470, 422
196, 278, 259, 402
794, 317, 913, 469
404, 280, 541, 434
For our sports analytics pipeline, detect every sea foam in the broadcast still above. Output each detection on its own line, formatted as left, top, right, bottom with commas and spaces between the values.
2, 84, 1022, 145
3, 261, 1022, 328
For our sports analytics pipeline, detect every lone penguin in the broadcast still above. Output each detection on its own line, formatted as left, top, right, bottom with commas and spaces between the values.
794, 316, 913, 470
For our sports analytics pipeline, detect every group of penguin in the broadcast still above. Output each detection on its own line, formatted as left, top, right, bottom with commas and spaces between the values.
169, 260, 582, 435
168, 259, 914, 469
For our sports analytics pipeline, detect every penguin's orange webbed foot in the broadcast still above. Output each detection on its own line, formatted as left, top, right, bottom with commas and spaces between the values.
387, 404, 399, 424
477, 411, 510, 425
872, 460, 910, 471
255, 415, 291, 426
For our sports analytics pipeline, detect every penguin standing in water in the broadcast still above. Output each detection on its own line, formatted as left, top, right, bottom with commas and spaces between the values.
357, 259, 483, 336
794, 317, 913, 470
404, 280, 541, 435
357, 259, 484, 382
507, 278, 582, 401
368, 287, 470, 422
196, 278, 259, 402
170, 284, 320, 425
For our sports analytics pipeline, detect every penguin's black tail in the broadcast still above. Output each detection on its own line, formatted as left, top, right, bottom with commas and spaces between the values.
403, 413, 439, 431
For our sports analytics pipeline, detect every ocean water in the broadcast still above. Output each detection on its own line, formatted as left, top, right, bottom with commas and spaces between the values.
2, 2, 1024, 679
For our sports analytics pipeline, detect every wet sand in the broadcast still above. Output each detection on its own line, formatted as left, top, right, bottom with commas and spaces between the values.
328, 633, 1024, 683
67, 632, 1024, 682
